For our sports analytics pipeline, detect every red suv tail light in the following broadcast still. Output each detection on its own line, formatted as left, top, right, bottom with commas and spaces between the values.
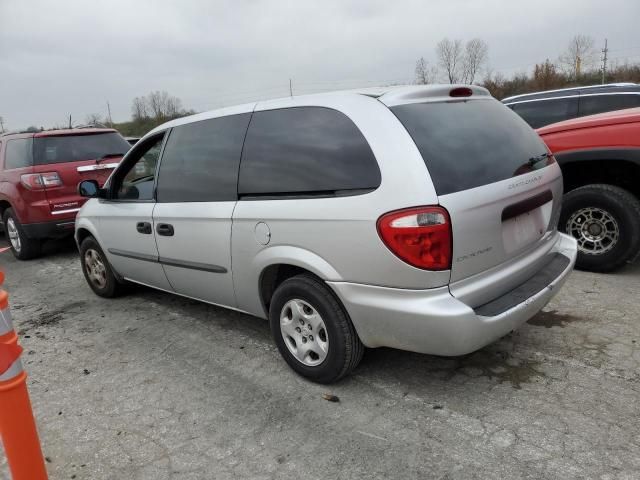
377, 206, 452, 270
20, 173, 63, 190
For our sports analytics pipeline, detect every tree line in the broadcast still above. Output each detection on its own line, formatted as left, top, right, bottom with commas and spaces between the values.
415, 34, 640, 99
86, 91, 195, 137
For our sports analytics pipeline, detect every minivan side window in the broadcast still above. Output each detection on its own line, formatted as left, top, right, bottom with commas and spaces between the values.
512, 97, 579, 128
579, 94, 640, 117
238, 107, 381, 196
156, 113, 251, 202
5, 138, 33, 169
112, 134, 165, 201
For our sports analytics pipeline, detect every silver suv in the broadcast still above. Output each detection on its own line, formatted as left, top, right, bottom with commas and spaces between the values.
75, 85, 577, 383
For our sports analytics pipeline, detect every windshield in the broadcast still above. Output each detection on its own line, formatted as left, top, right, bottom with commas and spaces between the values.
391, 99, 552, 196
33, 132, 130, 165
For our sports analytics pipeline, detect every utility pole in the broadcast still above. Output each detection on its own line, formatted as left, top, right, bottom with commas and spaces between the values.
68, 114, 72, 129
289, 78, 293, 97
601, 38, 609, 84
106, 101, 113, 127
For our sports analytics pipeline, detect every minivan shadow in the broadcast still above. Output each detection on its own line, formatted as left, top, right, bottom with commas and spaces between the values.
121, 284, 545, 391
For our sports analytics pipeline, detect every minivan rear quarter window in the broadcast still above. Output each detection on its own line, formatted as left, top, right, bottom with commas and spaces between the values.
391, 100, 550, 196
238, 107, 380, 196
33, 132, 129, 165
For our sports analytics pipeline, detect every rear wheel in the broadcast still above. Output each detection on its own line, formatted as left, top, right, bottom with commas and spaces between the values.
560, 184, 640, 272
79, 236, 124, 297
2, 208, 41, 260
269, 274, 363, 383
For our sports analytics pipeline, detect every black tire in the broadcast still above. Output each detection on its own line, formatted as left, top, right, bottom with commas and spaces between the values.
2, 208, 41, 260
559, 184, 640, 273
79, 236, 124, 297
269, 274, 364, 383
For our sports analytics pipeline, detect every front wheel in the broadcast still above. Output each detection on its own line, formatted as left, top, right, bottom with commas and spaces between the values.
269, 274, 364, 383
559, 184, 640, 272
79, 236, 124, 297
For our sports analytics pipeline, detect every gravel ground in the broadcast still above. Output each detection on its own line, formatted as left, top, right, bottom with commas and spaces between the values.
0, 236, 638, 480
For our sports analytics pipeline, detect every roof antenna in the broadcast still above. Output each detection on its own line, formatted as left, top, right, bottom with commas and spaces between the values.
289, 78, 293, 97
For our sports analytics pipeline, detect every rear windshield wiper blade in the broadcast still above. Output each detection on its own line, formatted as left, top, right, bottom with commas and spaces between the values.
527, 152, 551, 166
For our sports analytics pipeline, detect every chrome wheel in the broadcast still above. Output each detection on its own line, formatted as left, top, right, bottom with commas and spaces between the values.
6, 217, 21, 253
566, 207, 619, 255
84, 248, 108, 289
280, 299, 329, 366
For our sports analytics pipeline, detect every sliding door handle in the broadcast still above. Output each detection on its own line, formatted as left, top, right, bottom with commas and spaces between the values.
156, 223, 174, 236
136, 222, 152, 234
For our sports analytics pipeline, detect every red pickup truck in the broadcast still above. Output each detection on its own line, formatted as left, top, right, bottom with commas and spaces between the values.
538, 108, 640, 272
0, 128, 129, 259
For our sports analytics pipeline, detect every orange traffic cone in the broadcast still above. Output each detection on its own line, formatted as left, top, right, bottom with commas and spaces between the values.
0, 272, 48, 479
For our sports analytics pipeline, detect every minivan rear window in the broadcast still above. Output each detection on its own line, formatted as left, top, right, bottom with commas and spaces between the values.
391, 100, 551, 196
33, 132, 130, 165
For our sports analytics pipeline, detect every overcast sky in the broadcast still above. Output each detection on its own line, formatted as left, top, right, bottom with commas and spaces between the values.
1, 0, 638, 130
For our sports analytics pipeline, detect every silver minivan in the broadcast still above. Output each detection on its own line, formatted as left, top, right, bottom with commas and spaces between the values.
76, 85, 577, 383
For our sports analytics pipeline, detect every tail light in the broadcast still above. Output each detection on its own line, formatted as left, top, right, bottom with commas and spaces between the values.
377, 206, 452, 270
20, 173, 62, 190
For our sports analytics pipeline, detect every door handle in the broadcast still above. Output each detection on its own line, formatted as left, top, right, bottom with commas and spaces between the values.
136, 222, 152, 234
156, 223, 174, 236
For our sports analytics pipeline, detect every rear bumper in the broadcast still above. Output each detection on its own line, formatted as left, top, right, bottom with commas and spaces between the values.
328, 233, 577, 356
21, 218, 76, 239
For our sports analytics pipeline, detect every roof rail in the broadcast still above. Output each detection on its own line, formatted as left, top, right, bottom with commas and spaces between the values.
0, 130, 37, 137
502, 82, 639, 103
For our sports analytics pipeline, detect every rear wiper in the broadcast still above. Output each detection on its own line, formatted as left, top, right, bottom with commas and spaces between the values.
527, 152, 551, 166
96, 153, 124, 164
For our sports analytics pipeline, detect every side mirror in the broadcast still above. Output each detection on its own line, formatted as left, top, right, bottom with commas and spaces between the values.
78, 180, 100, 198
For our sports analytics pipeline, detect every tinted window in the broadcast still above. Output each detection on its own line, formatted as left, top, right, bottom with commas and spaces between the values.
33, 132, 130, 165
5, 138, 33, 169
391, 100, 550, 196
579, 94, 640, 117
156, 114, 251, 202
114, 134, 165, 201
512, 97, 579, 128
239, 107, 380, 196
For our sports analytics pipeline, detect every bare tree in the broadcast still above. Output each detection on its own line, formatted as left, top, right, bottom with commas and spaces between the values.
436, 38, 463, 83
147, 91, 168, 120
532, 59, 563, 90
414, 57, 438, 84
146, 91, 185, 120
165, 96, 183, 118
85, 113, 104, 126
0, 116, 5, 133
559, 34, 596, 78
131, 96, 149, 120
462, 38, 489, 84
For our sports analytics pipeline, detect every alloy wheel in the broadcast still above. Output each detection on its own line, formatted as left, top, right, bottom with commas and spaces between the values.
566, 207, 619, 255
6, 217, 21, 253
84, 248, 108, 289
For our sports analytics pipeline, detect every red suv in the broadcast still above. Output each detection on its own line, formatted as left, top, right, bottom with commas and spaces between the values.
0, 128, 129, 259
538, 108, 640, 272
